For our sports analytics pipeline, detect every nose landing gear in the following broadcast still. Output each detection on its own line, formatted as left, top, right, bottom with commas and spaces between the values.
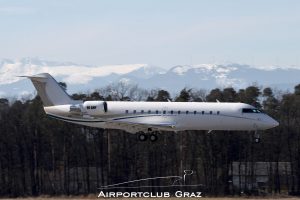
254, 130, 260, 143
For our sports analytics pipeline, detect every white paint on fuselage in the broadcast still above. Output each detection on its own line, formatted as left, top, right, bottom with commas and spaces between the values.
44, 101, 279, 133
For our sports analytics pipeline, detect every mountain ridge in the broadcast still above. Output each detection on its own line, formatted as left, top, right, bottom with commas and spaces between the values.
0, 58, 299, 98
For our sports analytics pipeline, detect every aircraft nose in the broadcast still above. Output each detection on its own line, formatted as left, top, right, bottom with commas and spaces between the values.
272, 119, 279, 127
257, 116, 279, 130
267, 117, 279, 128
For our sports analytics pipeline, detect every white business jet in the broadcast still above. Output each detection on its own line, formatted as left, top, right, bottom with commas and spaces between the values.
23, 73, 278, 142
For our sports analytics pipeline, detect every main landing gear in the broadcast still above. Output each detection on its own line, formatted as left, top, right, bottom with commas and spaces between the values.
137, 130, 159, 142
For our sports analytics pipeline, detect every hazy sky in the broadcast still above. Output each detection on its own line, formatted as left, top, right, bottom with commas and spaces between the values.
0, 0, 299, 67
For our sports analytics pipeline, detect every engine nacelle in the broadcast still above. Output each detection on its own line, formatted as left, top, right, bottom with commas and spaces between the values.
69, 104, 82, 115
83, 101, 107, 116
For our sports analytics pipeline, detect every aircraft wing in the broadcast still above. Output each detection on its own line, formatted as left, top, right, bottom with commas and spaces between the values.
104, 117, 176, 133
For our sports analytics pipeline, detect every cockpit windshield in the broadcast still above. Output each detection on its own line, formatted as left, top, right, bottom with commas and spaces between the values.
242, 108, 263, 113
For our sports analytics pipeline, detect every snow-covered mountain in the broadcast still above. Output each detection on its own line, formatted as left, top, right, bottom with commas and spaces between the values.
0, 58, 299, 98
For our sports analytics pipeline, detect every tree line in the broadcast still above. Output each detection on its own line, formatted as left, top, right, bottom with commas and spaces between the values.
0, 82, 300, 197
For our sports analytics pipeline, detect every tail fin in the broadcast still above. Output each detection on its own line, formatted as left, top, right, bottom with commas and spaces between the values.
21, 73, 75, 106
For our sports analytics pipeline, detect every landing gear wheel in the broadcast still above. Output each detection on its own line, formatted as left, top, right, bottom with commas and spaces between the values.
149, 134, 158, 142
138, 133, 147, 141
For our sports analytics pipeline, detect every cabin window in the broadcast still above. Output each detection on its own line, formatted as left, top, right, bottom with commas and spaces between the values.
156, 110, 159, 114
186, 111, 189, 114
202, 111, 204, 115
217, 111, 220, 115
141, 110, 144, 114
170, 110, 174, 114
242, 108, 262, 113
133, 110, 136, 114
194, 111, 197, 115
148, 110, 151, 114
163, 110, 166, 114
125, 110, 128, 114
210, 111, 212, 114
178, 111, 181, 114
